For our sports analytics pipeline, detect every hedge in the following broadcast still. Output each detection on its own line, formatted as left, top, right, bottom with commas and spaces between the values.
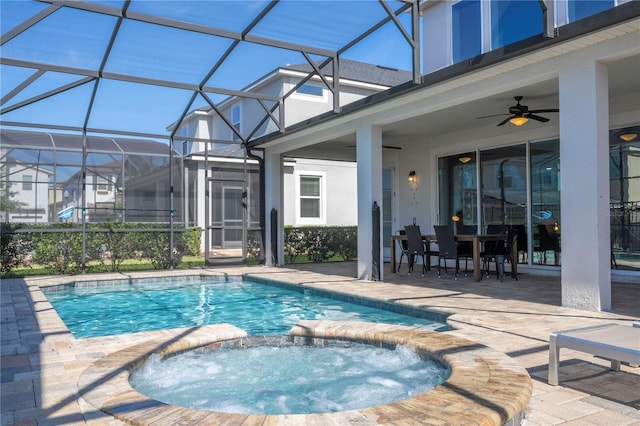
284, 226, 357, 264
0, 223, 201, 277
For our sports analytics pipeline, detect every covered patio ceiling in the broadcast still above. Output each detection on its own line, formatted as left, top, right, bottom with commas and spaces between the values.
278, 51, 639, 162
0, 0, 420, 143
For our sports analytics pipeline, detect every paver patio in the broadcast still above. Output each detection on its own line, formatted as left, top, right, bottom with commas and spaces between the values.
1, 262, 638, 425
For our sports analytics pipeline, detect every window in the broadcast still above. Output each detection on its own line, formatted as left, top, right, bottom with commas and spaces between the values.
569, 0, 614, 22
232, 105, 241, 141
452, 0, 481, 63
490, 1, 541, 50
300, 176, 321, 218
296, 171, 326, 224
296, 84, 324, 97
96, 175, 109, 191
22, 175, 33, 190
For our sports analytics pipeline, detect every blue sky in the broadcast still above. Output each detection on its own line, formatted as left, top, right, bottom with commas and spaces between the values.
0, 1, 416, 139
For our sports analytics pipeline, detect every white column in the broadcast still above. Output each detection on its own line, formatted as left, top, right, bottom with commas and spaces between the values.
264, 149, 284, 266
197, 163, 206, 254
356, 124, 383, 280
559, 59, 610, 311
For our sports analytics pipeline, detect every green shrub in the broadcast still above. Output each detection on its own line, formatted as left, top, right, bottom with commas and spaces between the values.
88, 223, 138, 272
33, 224, 84, 274
284, 226, 357, 264
182, 227, 202, 256
0, 224, 33, 277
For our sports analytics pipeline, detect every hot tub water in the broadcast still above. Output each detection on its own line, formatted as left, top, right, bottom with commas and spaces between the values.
129, 339, 450, 415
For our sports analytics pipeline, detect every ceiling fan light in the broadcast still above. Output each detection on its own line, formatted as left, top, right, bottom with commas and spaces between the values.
620, 133, 637, 142
510, 116, 529, 126
458, 156, 472, 164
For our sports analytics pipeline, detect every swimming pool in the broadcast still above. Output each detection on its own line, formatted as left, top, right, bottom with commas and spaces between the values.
43, 275, 448, 338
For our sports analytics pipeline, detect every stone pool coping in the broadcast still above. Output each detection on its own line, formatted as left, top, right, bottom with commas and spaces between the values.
78, 321, 532, 425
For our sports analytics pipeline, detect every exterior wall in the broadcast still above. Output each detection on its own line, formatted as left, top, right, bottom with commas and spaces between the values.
5, 162, 51, 223
421, 0, 635, 75
282, 158, 357, 227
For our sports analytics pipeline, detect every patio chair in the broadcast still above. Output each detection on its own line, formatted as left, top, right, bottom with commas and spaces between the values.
483, 229, 518, 281
511, 224, 528, 263
535, 224, 560, 265
395, 229, 410, 273
404, 225, 427, 276
433, 225, 471, 279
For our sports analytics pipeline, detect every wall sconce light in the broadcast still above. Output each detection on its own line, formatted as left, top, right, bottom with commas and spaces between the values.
458, 155, 472, 164
509, 116, 529, 126
407, 170, 416, 183
620, 133, 637, 142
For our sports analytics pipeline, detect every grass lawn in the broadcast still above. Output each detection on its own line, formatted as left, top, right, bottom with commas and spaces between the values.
5, 255, 352, 278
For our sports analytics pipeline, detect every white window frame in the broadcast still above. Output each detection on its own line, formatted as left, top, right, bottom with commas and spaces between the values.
231, 105, 241, 141
96, 175, 109, 192
294, 170, 326, 225
292, 82, 328, 103
22, 174, 33, 191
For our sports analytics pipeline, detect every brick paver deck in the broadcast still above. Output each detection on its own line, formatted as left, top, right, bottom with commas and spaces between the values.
1, 263, 638, 425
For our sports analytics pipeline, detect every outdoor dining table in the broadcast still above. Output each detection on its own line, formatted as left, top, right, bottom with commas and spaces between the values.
390, 233, 517, 282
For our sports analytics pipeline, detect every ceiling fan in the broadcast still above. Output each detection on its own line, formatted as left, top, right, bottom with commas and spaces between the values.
477, 96, 559, 126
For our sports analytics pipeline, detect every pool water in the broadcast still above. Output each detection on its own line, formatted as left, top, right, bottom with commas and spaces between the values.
129, 340, 450, 415
43, 277, 447, 338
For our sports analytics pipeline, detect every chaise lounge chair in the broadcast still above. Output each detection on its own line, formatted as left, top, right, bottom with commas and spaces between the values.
548, 323, 640, 385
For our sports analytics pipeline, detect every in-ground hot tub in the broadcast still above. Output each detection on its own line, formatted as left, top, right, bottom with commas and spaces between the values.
129, 335, 451, 415
79, 321, 532, 425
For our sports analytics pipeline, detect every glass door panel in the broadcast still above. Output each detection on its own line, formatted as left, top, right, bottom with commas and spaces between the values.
610, 126, 640, 271
481, 145, 528, 263
438, 153, 477, 231
530, 140, 561, 266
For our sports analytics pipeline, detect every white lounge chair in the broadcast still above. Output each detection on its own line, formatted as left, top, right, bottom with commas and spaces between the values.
548, 323, 640, 385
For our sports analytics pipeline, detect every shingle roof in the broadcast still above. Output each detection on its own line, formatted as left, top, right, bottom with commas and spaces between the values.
282, 59, 412, 87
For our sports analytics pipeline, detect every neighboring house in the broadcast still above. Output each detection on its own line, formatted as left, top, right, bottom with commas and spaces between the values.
252, 1, 640, 312
176, 59, 410, 252
0, 129, 175, 224
0, 155, 53, 223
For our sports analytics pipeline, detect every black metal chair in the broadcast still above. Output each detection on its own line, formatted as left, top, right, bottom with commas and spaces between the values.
404, 225, 427, 276
395, 229, 410, 273
535, 224, 560, 265
433, 225, 471, 279
484, 224, 507, 260
483, 228, 518, 281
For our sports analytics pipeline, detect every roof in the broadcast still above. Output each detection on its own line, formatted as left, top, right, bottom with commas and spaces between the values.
282, 59, 413, 88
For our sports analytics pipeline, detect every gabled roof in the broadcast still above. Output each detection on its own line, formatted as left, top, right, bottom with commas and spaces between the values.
282, 59, 413, 88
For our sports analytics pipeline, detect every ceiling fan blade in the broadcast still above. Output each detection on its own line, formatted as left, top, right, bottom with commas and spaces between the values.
476, 113, 510, 119
528, 108, 559, 113
527, 114, 550, 122
497, 117, 512, 126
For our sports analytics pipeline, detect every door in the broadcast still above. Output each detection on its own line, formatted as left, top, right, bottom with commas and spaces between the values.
205, 177, 245, 265
223, 186, 243, 248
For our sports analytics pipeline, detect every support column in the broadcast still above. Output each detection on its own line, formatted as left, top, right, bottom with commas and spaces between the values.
559, 59, 610, 311
264, 149, 284, 266
356, 124, 383, 280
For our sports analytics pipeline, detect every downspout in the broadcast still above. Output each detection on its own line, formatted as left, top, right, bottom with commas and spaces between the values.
169, 137, 174, 269
539, 0, 556, 39
245, 145, 265, 264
